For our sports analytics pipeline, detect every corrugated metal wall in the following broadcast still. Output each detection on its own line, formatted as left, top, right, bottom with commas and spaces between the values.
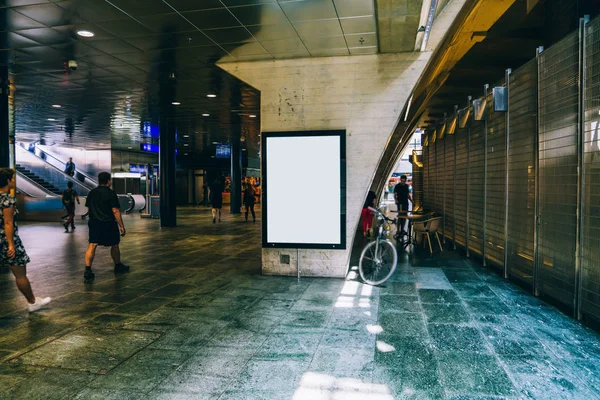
485, 82, 507, 269
435, 131, 445, 231
424, 141, 429, 209
468, 119, 485, 257
417, 15, 600, 327
507, 60, 537, 287
444, 133, 455, 242
454, 126, 469, 248
582, 17, 600, 324
537, 31, 580, 310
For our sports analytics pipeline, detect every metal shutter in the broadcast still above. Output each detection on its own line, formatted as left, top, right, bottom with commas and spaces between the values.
537, 31, 580, 310
582, 17, 600, 324
444, 133, 455, 242
454, 127, 469, 248
507, 59, 538, 287
469, 119, 486, 257
485, 82, 507, 270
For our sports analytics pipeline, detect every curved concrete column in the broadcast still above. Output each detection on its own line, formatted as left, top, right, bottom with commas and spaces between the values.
219, 53, 430, 277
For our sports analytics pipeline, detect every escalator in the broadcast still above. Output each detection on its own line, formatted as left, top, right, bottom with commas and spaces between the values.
15, 164, 62, 195
15, 145, 94, 197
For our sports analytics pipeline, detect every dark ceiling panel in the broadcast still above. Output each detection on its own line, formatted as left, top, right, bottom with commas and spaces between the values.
228, 3, 289, 26
279, 0, 338, 21
14, 27, 69, 46
95, 20, 155, 38
203, 27, 256, 44
182, 8, 242, 30
5, 8, 46, 30
105, 0, 174, 19
13, 3, 81, 27
164, 0, 225, 12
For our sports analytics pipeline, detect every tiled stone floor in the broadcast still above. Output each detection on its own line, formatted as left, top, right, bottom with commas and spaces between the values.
0, 207, 599, 399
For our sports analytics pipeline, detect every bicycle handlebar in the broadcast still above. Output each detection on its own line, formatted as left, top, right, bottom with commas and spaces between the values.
368, 207, 396, 223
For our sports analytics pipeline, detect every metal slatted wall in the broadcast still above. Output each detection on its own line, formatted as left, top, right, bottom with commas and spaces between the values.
430, 134, 437, 212
582, 17, 600, 325
423, 139, 430, 210
537, 31, 580, 309
435, 130, 445, 223
454, 124, 469, 248
485, 81, 507, 269
468, 116, 486, 257
444, 130, 456, 242
507, 60, 538, 286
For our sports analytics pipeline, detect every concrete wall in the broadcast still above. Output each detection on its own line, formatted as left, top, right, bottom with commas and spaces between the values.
220, 53, 430, 277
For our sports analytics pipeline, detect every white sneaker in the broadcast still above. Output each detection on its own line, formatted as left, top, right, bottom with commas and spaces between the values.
27, 297, 52, 313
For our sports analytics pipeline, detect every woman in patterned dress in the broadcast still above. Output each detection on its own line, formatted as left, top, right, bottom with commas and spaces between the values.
0, 168, 51, 312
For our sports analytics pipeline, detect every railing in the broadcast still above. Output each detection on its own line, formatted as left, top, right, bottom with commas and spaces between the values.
33, 144, 97, 190
15, 146, 92, 196
16, 171, 57, 198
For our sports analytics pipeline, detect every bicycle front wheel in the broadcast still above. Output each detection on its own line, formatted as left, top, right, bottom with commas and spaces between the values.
358, 239, 398, 285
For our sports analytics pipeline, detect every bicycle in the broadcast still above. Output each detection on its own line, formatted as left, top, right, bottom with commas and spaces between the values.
358, 207, 398, 285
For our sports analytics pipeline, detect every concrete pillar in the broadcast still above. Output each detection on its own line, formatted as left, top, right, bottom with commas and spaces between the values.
159, 117, 176, 227
220, 54, 431, 277
230, 114, 242, 214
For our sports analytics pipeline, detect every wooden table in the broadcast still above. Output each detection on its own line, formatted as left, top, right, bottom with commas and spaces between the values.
396, 212, 431, 248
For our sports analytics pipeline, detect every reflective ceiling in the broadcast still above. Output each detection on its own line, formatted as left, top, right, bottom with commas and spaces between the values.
0, 0, 411, 165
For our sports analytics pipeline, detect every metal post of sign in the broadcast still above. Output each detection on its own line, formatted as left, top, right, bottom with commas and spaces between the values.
533, 46, 543, 297
504, 69, 512, 279
575, 16, 589, 320
482, 84, 489, 267
466, 96, 472, 259
297, 249, 301, 280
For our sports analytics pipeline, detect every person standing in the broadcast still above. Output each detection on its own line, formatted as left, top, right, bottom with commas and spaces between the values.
361, 191, 377, 237
0, 168, 51, 312
83, 172, 128, 283
243, 178, 256, 223
64, 157, 76, 177
61, 181, 80, 232
394, 174, 413, 238
209, 177, 224, 224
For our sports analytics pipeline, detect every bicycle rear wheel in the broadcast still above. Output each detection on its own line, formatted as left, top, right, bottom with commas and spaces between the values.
358, 239, 397, 285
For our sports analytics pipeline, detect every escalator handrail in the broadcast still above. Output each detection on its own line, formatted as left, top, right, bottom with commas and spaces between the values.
15, 170, 58, 197
33, 146, 97, 189
15, 146, 92, 195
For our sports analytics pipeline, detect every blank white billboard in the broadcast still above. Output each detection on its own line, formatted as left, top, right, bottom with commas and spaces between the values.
263, 131, 346, 249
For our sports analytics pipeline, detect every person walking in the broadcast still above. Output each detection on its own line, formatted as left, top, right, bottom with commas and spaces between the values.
61, 181, 80, 232
0, 168, 51, 312
361, 191, 377, 237
394, 174, 413, 239
243, 178, 256, 223
64, 157, 76, 177
83, 172, 128, 283
209, 177, 224, 223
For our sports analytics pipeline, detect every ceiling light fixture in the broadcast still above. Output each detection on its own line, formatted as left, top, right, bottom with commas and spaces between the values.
76, 30, 95, 38
52, 104, 61, 108
172, 101, 181, 105
184, 144, 189, 146
127, 147, 132, 149
47, 118, 56, 121
212, 141, 218, 144
249, 114, 257, 118
202, 113, 210, 117
183, 135, 190, 138
207, 94, 217, 98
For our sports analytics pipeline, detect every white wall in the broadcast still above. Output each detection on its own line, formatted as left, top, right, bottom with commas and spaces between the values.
220, 53, 431, 277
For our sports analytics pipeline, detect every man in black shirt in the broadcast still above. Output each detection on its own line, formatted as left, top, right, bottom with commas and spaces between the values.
83, 172, 128, 282
394, 175, 413, 237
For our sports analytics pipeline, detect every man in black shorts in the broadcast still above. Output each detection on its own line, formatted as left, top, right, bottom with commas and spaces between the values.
394, 175, 413, 238
83, 172, 128, 282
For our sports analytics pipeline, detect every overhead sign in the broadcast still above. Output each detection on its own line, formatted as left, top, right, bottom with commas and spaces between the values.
262, 130, 346, 249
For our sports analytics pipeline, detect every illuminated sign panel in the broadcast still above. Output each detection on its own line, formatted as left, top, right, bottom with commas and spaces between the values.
262, 131, 346, 249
